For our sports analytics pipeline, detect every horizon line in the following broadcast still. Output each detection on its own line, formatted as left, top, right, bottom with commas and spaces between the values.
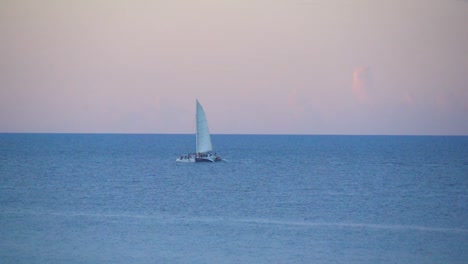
1, 132, 467, 137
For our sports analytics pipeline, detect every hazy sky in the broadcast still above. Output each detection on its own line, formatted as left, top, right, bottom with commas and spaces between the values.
1, 0, 467, 134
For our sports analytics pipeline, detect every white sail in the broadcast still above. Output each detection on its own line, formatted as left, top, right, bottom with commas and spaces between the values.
196, 100, 213, 153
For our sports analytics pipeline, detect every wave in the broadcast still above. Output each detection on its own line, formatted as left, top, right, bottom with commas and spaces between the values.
3, 209, 467, 234
234, 218, 468, 233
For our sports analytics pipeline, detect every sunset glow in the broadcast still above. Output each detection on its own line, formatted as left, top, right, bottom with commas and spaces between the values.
0, 0, 467, 135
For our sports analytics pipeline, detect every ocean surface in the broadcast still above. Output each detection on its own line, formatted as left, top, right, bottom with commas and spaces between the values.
0, 134, 467, 263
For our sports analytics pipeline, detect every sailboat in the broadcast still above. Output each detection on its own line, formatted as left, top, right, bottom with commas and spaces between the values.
176, 100, 222, 163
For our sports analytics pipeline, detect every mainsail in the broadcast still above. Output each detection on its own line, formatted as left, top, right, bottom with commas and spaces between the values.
196, 100, 213, 153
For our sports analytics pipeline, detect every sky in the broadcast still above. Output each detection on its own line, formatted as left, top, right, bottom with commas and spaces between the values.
1, 0, 467, 135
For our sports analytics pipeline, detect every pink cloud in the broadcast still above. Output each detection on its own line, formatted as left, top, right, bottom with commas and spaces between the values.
352, 66, 371, 102
403, 91, 414, 105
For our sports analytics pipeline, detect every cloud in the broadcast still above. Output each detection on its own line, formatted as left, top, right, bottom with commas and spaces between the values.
352, 66, 372, 102
403, 91, 414, 105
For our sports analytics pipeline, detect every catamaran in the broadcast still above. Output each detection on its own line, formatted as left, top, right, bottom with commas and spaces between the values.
176, 100, 222, 162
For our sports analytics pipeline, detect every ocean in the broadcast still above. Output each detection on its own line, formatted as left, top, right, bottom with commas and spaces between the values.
0, 134, 467, 263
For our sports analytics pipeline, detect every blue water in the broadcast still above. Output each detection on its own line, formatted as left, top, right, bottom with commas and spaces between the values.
1, 134, 467, 263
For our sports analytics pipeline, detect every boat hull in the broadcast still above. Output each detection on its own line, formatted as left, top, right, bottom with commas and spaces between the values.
176, 155, 221, 163
195, 156, 221, 162
176, 157, 195, 162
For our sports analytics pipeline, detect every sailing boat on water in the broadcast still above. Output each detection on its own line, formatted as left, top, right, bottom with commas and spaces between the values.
176, 100, 222, 163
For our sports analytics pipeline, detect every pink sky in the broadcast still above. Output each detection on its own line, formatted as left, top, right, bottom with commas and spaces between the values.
1, 0, 467, 135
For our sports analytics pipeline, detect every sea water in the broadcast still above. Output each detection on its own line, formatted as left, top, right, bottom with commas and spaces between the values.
0, 134, 467, 263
